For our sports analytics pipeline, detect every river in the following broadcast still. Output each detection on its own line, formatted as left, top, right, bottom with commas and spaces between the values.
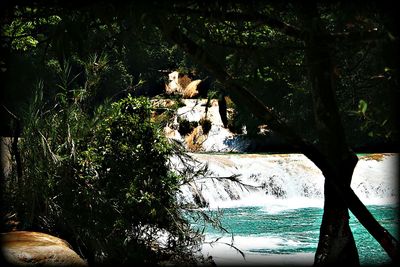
165, 99, 398, 265
177, 153, 398, 266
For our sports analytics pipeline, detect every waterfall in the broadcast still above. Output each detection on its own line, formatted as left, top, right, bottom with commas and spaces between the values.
164, 99, 250, 152
178, 153, 398, 210
163, 97, 398, 265
163, 99, 398, 210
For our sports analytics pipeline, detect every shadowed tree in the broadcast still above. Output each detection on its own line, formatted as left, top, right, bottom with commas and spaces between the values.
149, 1, 398, 265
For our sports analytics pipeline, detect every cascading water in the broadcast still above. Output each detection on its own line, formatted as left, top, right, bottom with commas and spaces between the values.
176, 153, 398, 266
165, 98, 398, 265
179, 153, 398, 210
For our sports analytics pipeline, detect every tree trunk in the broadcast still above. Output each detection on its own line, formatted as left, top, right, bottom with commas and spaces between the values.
0, 137, 9, 229
315, 175, 359, 266
301, 3, 360, 265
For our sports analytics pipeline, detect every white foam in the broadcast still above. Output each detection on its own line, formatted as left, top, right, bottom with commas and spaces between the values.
178, 153, 399, 211
203, 235, 304, 250
260, 197, 323, 214
352, 154, 399, 205
201, 234, 314, 266
180, 154, 399, 266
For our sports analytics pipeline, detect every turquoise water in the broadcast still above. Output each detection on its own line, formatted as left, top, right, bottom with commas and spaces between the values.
196, 205, 398, 265
181, 153, 398, 265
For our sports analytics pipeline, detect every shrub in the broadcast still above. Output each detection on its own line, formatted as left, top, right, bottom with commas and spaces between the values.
12, 92, 201, 265
74, 96, 197, 264
177, 118, 198, 136
199, 118, 212, 135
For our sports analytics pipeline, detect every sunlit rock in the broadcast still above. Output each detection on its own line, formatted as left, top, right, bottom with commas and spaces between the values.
165, 71, 182, 95
164, 125, 182, 141
164, 71, 203, 99
151, 99, 176, 109
164, 99, 248, 152
185, 126, 207, 152
1, 231, 87, 266
183, 80, 201, 98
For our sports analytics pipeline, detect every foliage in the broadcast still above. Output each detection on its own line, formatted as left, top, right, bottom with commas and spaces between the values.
1, 2, 398, 150
177, 117, 198, 136
1, 4, 184, 124
199, 118, 212, 135
1, 7, 61, 51
8, 88, 206, 265
163, 2, 398, 147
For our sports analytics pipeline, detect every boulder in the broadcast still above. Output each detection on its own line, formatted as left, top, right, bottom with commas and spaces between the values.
1, 231, 87, 266
185, 126, 207, 152
183, 80, 201, 98
165, 71, 202, 98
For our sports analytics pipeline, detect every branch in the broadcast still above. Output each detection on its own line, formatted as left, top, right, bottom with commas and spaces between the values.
174, 7, 303, 40
329, 28, 385, 43
199, 174, 261, 191
187, 21, 305, 51
172, 6, 385, 43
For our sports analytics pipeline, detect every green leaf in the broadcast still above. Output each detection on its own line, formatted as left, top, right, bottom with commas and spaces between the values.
358, 99, 368, 116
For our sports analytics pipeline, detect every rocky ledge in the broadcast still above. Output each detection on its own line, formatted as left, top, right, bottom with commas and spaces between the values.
1, 231, 87, 266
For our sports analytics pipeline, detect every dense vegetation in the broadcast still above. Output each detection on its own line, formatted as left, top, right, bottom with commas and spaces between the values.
1, 1, 398, 266
3, 82, 210, 265
1, 2, 398, 147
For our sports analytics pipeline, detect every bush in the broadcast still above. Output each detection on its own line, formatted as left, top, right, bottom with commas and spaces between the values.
12, 92, 201, 265
75, 96, 198, 264
177, 118, 198, 136
199, 118, 212, 135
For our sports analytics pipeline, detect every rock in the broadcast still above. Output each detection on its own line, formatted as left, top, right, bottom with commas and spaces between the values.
164, 126, 182, 140
183, 80, 201, 98
178, 75, 192, 93
1, 231, 87, 266
185, 126, 207, 152
151, 99, 176, 109
165, 71, 201, 98
165, 71, 183, 95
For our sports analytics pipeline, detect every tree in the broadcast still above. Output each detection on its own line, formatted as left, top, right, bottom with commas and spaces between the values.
149, 1, 398, 265
0, 3, 209, 265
